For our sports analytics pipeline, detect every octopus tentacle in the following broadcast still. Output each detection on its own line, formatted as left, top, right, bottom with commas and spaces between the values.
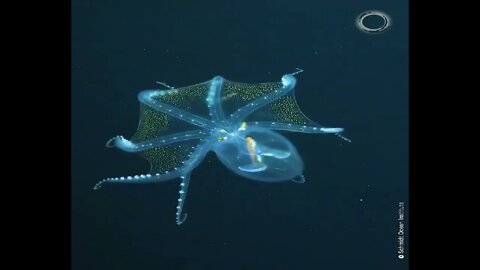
175, 173, 191, 225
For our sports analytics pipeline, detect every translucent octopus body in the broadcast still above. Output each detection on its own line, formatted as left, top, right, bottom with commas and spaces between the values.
95, 70, 346, 225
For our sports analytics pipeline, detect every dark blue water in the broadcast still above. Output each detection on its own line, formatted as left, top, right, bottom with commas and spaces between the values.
72, 0, 408, 269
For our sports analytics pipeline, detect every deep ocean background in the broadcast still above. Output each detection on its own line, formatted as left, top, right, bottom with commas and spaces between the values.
72, 0, 408, 269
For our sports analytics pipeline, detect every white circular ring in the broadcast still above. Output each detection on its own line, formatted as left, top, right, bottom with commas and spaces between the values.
356, 10, 392, 34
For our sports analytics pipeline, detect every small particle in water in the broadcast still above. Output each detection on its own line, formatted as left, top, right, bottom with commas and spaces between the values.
314, 51, 318, 55
360, 198, 364, 202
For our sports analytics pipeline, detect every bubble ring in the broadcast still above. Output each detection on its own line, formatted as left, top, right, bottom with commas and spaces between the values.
355, 10, 392, 34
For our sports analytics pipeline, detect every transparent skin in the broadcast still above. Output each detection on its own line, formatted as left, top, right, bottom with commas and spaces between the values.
213, 125, 303, 182
96, 71, 347, 224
